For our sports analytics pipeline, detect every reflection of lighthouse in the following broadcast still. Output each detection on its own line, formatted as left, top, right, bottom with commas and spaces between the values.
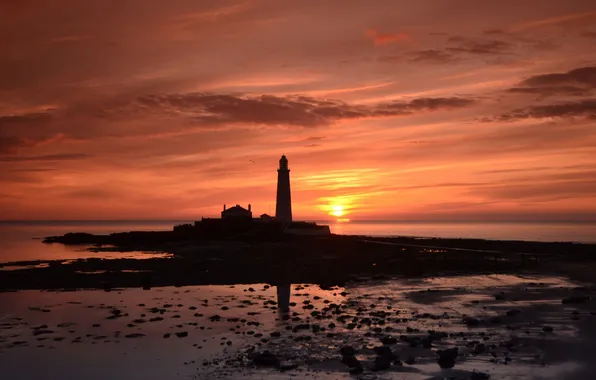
275, 155, 292, 223
276, 284, 291, 313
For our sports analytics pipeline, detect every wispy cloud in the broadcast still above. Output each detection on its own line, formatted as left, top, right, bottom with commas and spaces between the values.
365, 29, 410, 46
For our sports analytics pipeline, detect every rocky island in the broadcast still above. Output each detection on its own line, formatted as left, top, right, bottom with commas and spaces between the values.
1, 223, 594, 292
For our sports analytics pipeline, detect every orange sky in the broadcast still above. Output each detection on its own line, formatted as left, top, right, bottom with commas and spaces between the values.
1, 0, 596, 221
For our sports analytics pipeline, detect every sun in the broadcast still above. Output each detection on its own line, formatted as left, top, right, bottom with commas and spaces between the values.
330, 204, 345, 217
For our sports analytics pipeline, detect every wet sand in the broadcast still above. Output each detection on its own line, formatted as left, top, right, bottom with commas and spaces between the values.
1, 274, 595, 380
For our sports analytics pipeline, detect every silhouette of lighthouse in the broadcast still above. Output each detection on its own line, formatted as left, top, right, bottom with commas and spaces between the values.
275, 155, 292, 223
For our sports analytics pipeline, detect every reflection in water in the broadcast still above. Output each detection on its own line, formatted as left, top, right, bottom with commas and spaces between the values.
276, 284, 291, 313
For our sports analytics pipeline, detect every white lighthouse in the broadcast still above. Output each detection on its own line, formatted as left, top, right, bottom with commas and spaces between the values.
275, 155, 292, 223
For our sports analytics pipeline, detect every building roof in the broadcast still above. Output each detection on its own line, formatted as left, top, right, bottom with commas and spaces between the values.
225, 204, 249, 212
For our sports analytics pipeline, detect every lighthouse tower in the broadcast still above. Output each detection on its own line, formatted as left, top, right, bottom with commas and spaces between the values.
275, 155, 292, 223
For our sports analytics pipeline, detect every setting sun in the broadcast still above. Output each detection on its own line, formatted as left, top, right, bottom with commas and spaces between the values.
330, 204, 345, 217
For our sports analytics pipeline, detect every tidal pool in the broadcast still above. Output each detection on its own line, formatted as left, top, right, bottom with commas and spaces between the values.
0, 274, 594, 380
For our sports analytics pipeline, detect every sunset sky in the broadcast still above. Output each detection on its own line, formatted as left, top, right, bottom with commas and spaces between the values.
1, 0, 596, 221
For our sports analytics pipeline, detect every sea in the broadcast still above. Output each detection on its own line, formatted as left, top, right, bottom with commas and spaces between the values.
0, 220, 594, 264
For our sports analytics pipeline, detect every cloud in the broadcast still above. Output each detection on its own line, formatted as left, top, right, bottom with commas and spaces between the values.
127, 93, 475, 127
471, 177, 596, 202
404, 33, 529, 66
0, 153, 93, 162
407, 50, 458, 64
485, 99, 596, 121
0, 136, 22, 154
506, 85, 589, 97
446, 36, 511, 55
518, 66, 596, 88
511, 10, 596, 32
0, 112, 53, 126
504, 66, 596, 97
61, 188, 119, 199
483, 29, 507, 36
365, 29, 409, 46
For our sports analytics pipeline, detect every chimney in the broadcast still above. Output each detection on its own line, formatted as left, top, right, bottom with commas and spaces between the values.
223, 204, 226, 211
248, 204, 252, 212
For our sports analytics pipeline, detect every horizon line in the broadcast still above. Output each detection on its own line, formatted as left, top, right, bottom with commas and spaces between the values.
1, 219, 596, 224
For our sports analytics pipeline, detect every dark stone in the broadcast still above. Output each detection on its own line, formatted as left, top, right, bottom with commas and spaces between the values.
278, 362, 298, 371
562, 296, 590, 304
175, 331, 188, 338
341, 354, 361, 368
253, 351, 280, 367
494, 293, 506, 301
349, 366, 364, 375
340, 346, 356, 356
506, 309, 521, 317
373, 355, 392, 371
125, 333, 145, 338
421, 337, 433, 348
428, 331, 448, 341
404, 356, 416, 365
381, 336, 398, 345
437, 347, 458, 369
373, 345, 393, 356
464, 316, 481, 326
471, 372, 491, 380
542, 326, 554, 333
473, 343, 486, 355
32, 329, 53, 336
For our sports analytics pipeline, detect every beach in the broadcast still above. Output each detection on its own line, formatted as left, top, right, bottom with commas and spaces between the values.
1, 222, 596, 379
1, 275, 595, 380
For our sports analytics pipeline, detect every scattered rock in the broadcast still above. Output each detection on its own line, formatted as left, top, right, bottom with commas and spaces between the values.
437, 347, 458, 369
562, 296, 590, 304
252, 351, 279, 367
380, 336, 397, 345
471, 372, 491, 380
349, 366, 364, 375
473, 343, 486, 355
175, 331, 188, 338
340, 346, 356, 356
506, 309, 521, 317
464, 316, 481, 326
403, 356, 416, 365
278, 362, 298, 371
373, 355, 392, 371
124, 333, 145, 338
341, 354, 361, 369
32, 329, 54, 336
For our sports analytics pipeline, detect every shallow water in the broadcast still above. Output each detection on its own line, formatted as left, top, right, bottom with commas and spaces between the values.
1, 274, 595, 380
0, 221, 181, 263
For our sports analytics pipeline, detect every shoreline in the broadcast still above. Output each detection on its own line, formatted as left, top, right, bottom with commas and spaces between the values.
1, 232, 595, 291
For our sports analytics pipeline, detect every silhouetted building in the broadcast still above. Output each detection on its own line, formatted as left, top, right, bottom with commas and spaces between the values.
221, 204, 252, 220
275, 155, 292, 223
259, 213, 273, 221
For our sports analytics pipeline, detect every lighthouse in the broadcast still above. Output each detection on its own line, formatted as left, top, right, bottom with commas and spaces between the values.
275, 155, 292, 223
